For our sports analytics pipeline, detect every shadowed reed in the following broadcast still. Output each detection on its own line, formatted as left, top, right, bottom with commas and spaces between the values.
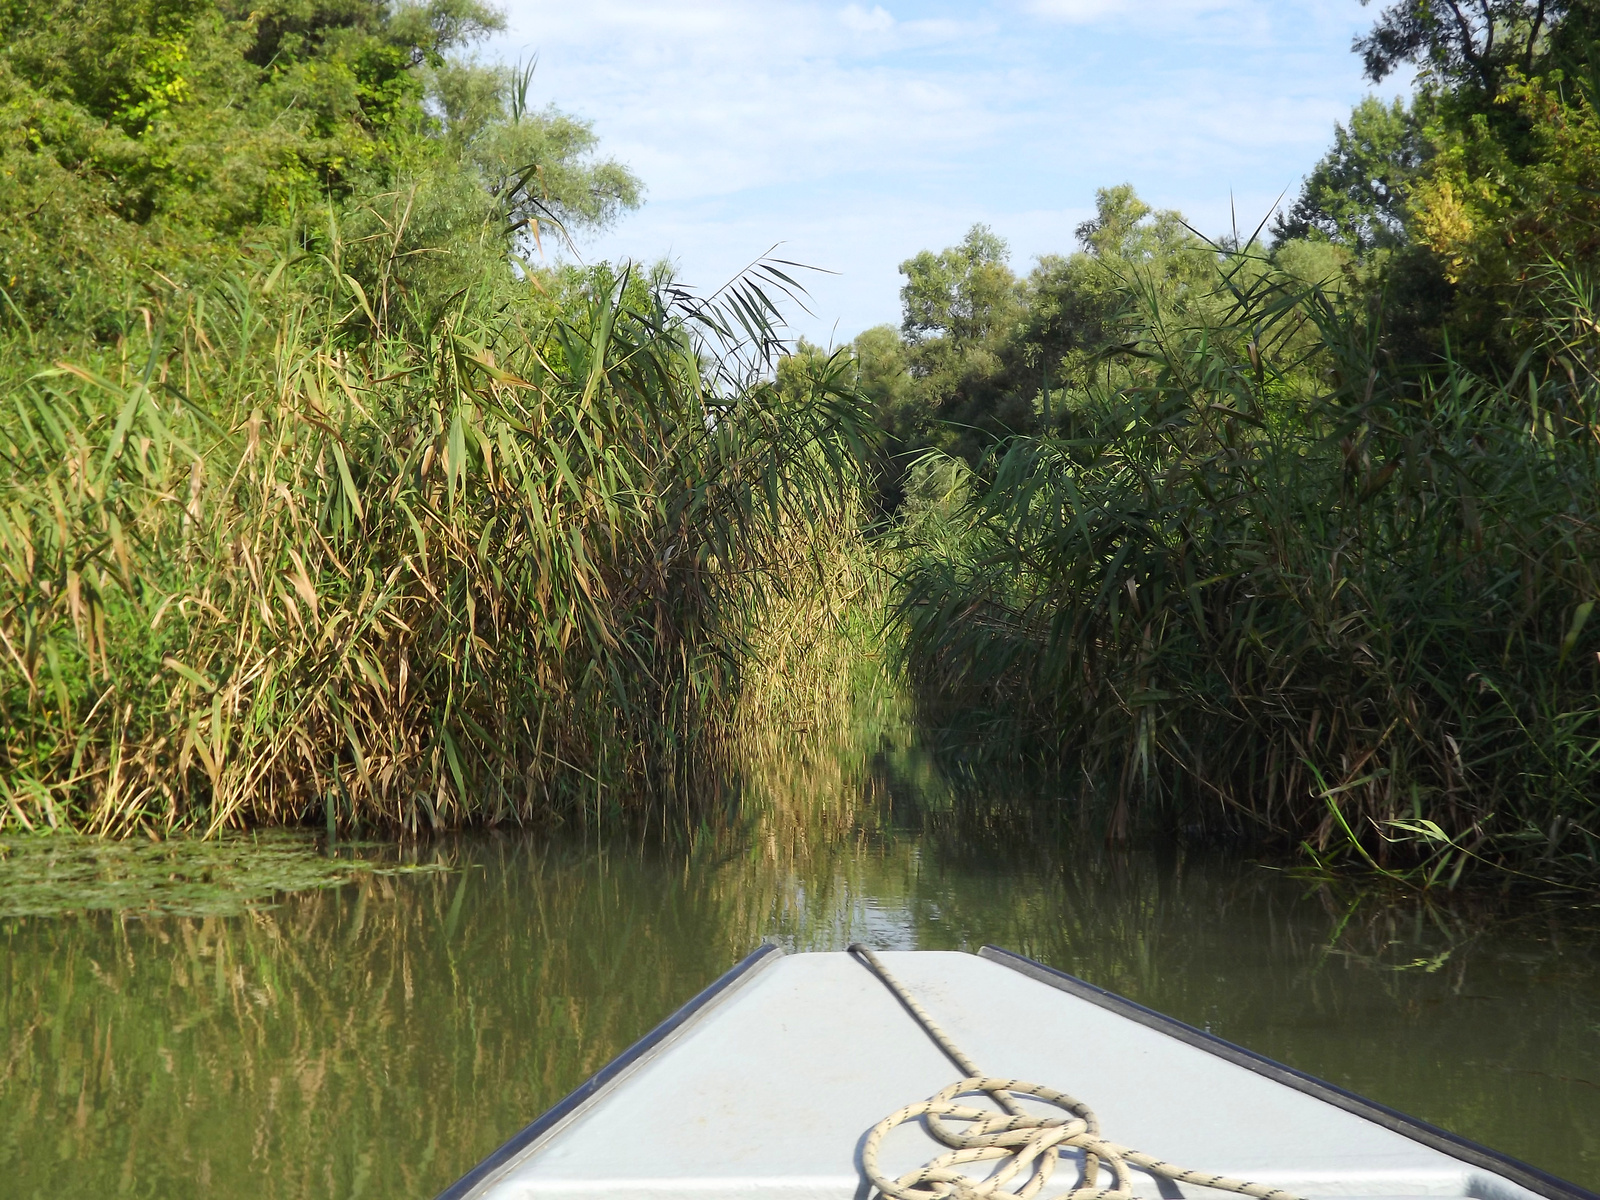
0, 215, 870, 836
894, 254, 1600, 885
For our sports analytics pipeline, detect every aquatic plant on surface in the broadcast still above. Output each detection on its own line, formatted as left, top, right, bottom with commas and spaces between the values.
0, 831, 447, 917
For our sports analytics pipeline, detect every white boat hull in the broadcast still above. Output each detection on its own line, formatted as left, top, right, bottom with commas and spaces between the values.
438, 947, 1593, 1200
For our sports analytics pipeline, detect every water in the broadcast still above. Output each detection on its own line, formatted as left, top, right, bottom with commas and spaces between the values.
1, 781, 1598, 1199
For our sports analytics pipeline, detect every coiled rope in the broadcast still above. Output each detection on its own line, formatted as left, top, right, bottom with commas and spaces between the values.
849, 945, 1308, 1200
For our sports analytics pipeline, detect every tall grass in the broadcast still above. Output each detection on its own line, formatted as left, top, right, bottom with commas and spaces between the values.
895, 254, 1600, 885
0, 212, 868, 836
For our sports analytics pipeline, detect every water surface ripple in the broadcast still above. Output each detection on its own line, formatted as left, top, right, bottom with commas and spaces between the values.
2, 807, 1597, 1198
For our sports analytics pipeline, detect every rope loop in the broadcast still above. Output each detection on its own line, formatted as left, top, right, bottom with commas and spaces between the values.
848, 945, 1307, 1200
862, 1075, 1131, 1200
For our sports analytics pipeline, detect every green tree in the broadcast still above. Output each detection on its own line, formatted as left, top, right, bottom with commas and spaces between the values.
895, 224, 1025, 467
847, 324, 914, 515
1410, 73, 1600, 329
431, 58, 641, 249
1340, 0, 1600, 363
1072, 183, 1195, 262
1354, 0, 1598, 93
899, 224, 1018, 347
865, 191, 1214, 510
1272, 96, 1424, 252
0, 0, 641, 330
1022, 186, 1213, 418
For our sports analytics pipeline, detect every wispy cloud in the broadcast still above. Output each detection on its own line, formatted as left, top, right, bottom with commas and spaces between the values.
492, 0, 1393, 341
1020, 0, 1123, 22
840, 4, 896, 33
1019, 0, 1324, 34
501, 0, 1002, 203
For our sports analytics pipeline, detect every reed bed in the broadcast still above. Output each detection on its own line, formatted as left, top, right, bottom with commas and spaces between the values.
0, 226, 868, 836
894, 256, 1600, 885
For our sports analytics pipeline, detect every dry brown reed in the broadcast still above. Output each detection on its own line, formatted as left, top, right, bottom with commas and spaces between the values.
0, 227, 869, 836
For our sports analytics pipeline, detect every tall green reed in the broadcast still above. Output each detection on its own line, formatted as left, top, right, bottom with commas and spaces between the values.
0, 210, 870, 835
894, 253, 1600, 885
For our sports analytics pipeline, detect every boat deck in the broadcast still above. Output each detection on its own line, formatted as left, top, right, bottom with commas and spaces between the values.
445, 948, 1580, 1200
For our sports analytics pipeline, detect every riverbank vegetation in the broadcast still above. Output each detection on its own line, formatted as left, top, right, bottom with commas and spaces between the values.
859, 0, 1600, 886
5, 0, 1600, 888
0, 0, 869, 835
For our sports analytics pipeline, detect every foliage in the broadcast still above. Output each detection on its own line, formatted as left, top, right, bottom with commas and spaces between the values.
1272, 96, 1425, 253
1409, 73, 1600, 333
856, 190, 1216, 515
864, 1, 1600, 887
1355, 0, 1600, 94
900, 224, 1020, 347
1265, 2, 1600, 373
892, 253, 1600, 886
893, 224, 1028, 465
0, 239, 868, 836
0, 0, 877, 842
429, 56, 642, 249
0, 0, 639, 332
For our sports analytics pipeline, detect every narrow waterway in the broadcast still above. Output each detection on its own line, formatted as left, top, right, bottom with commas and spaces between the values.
2, 752, 1597, 1200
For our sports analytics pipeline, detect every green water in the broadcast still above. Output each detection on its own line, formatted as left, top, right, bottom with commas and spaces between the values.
2, 796, 1598, 1198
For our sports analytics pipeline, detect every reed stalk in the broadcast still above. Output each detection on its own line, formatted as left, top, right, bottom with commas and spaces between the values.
894, 254, 1600, 885
0, 212, 869, 836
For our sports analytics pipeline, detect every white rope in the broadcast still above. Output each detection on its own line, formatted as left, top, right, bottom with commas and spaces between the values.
849, 945, 1308, 1200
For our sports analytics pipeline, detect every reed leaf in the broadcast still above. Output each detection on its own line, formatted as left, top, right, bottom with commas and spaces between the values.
0, 238, 870, 835
894, 255, 1600, 884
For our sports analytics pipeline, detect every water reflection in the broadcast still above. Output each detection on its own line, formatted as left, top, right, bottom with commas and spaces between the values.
1, 768, 1598, 1198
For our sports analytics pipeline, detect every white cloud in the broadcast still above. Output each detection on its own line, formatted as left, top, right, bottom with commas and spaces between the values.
490, 0, 1390, 341
1021, 0, 1122, 22
1021, 0, 1275, 25
495, 0, 1003, 207
840, 4, 895, 33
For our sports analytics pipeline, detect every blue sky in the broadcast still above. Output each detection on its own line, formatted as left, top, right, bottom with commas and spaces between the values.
488, 1, 1407, 345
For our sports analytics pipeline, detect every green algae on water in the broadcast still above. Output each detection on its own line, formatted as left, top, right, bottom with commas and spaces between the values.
0, 832, 449, 917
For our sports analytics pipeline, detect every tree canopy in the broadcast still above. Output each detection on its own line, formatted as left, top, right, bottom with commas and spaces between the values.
0, 0, 641, 328
1354, 0, 1600, 91
1271, 96, 1423, 252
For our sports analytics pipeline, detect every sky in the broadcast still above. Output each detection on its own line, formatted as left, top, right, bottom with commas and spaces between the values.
486, 0, 1407, 346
